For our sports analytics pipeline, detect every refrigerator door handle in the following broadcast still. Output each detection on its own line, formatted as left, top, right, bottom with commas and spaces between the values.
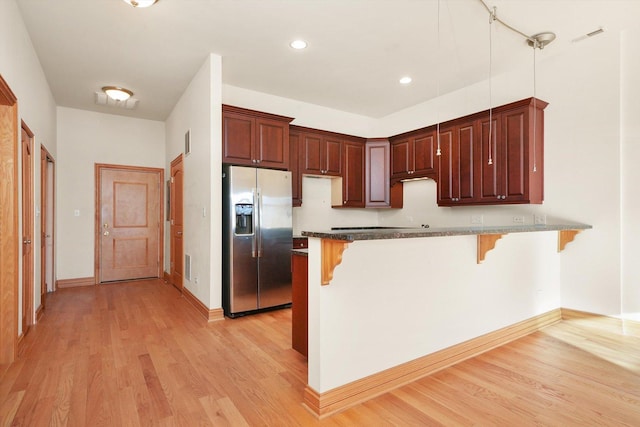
256, 187, 263, 258
251, 188, 259, 258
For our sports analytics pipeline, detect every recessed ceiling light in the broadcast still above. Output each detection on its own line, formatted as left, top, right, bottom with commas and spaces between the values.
399, 76, 412, 85
102, 86, 133, 101
122, 0, 158, 7
290, 40, 308, 50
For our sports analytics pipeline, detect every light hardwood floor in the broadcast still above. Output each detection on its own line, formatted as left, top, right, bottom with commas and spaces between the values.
2, 279, 640, 426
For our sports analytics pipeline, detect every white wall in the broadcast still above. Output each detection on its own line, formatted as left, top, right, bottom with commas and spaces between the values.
621, 27, 640, 320
0, 0, 57, 331
56, 107, 165, 280
308, 231, 562, 392
293, 176, 379, 235
165, 54, 222, 309
223, 84, 374, 137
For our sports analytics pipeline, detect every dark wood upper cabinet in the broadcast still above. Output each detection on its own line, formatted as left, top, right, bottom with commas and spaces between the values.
365, 139, 390, 207
239, 97, 546, 209
437, 97, 547, 206
437, 120, 479, 206
390, 129, 436, 182
340, 139, 365, 207
222, 105, 293, 170
300, 132, 342, 176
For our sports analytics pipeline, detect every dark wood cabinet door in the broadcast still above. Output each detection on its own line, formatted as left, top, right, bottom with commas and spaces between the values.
478, 115, 501, 202
222, 112, 255, 166
341, 140, 364, 207
502, 108, 527, 201
413, 132, 436, 176
365, 139, 390, 207
324, 137, 342, 176
301, 133, 323, 175
437, 127, 455, 204
456, 123, 477, 203
391, 138, 411, 179
290, 131, 302, 206
255, 117, 289, 169
291, 253, 308, 357
437, 123, 477, 206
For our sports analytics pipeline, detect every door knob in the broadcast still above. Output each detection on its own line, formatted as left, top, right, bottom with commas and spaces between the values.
103, 231, 110, 236
103, 223, 109, 228
23, 239, 31, 244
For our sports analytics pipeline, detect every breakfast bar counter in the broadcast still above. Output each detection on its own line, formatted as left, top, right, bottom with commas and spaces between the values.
301, 220, 592, 417
302, 222, 592, 241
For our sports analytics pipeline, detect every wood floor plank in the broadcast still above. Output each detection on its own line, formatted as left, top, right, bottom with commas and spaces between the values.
4, 279, 640, 426
0, 390, 24, 426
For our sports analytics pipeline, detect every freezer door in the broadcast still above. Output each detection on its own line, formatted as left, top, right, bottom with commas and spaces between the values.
224, 166, 259, 314
256, 168, 293, 309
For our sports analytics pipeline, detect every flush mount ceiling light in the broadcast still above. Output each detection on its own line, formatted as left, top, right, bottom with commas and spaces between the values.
122, 0, 158, 7
399, 76, 412, 85
102, 86, 133, 101
290, 39, 308, 50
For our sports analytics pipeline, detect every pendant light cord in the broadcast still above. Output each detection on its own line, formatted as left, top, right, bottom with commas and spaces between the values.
487, 8, 495, 166
533, 43, 538, 172
436, 0, 442, 156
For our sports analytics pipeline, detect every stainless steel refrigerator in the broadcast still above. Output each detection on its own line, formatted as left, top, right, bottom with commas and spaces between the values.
222, 165, 293, 317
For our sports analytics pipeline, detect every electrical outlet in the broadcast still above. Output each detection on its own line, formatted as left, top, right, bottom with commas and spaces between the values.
471, 215, 483, 224
513, 215, 525, 224
534, 214, 546, 225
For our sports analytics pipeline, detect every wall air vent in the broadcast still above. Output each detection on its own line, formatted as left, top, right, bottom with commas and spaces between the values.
185, 254, 191, 281
572, 27, 605, 43
94, 91, 139, 109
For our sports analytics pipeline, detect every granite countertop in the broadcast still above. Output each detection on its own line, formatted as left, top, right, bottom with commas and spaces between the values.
292, 248, 308, 256
301, 223, 592, 242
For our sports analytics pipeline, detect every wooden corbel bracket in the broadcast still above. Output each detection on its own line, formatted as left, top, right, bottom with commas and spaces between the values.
321, 239, 350, 285
477, 234, 505, 264
558, 229, 582, 252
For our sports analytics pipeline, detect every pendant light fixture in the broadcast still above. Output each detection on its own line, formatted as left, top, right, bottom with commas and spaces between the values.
477, 1, 555, 173
527, 32, 555, 173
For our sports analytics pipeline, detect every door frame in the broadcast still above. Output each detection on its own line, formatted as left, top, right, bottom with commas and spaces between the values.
170, 154, 184, 291
21, 121, 34, 337
40, 145, 55, 313
94, 163, 164, 284
0, 74, 19, 365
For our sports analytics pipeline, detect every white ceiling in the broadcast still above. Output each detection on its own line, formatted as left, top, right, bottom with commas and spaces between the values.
15, 0, 640, 121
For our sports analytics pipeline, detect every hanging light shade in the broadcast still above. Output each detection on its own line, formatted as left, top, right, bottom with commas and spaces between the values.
102, 86, 133, 101
122, 0, 158, 7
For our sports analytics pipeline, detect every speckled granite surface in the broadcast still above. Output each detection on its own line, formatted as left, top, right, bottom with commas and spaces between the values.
301, 223, 592, 242
291, 248, 308, 256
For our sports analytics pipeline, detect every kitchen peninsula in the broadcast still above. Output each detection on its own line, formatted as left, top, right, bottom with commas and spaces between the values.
300, 221, 591, 417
